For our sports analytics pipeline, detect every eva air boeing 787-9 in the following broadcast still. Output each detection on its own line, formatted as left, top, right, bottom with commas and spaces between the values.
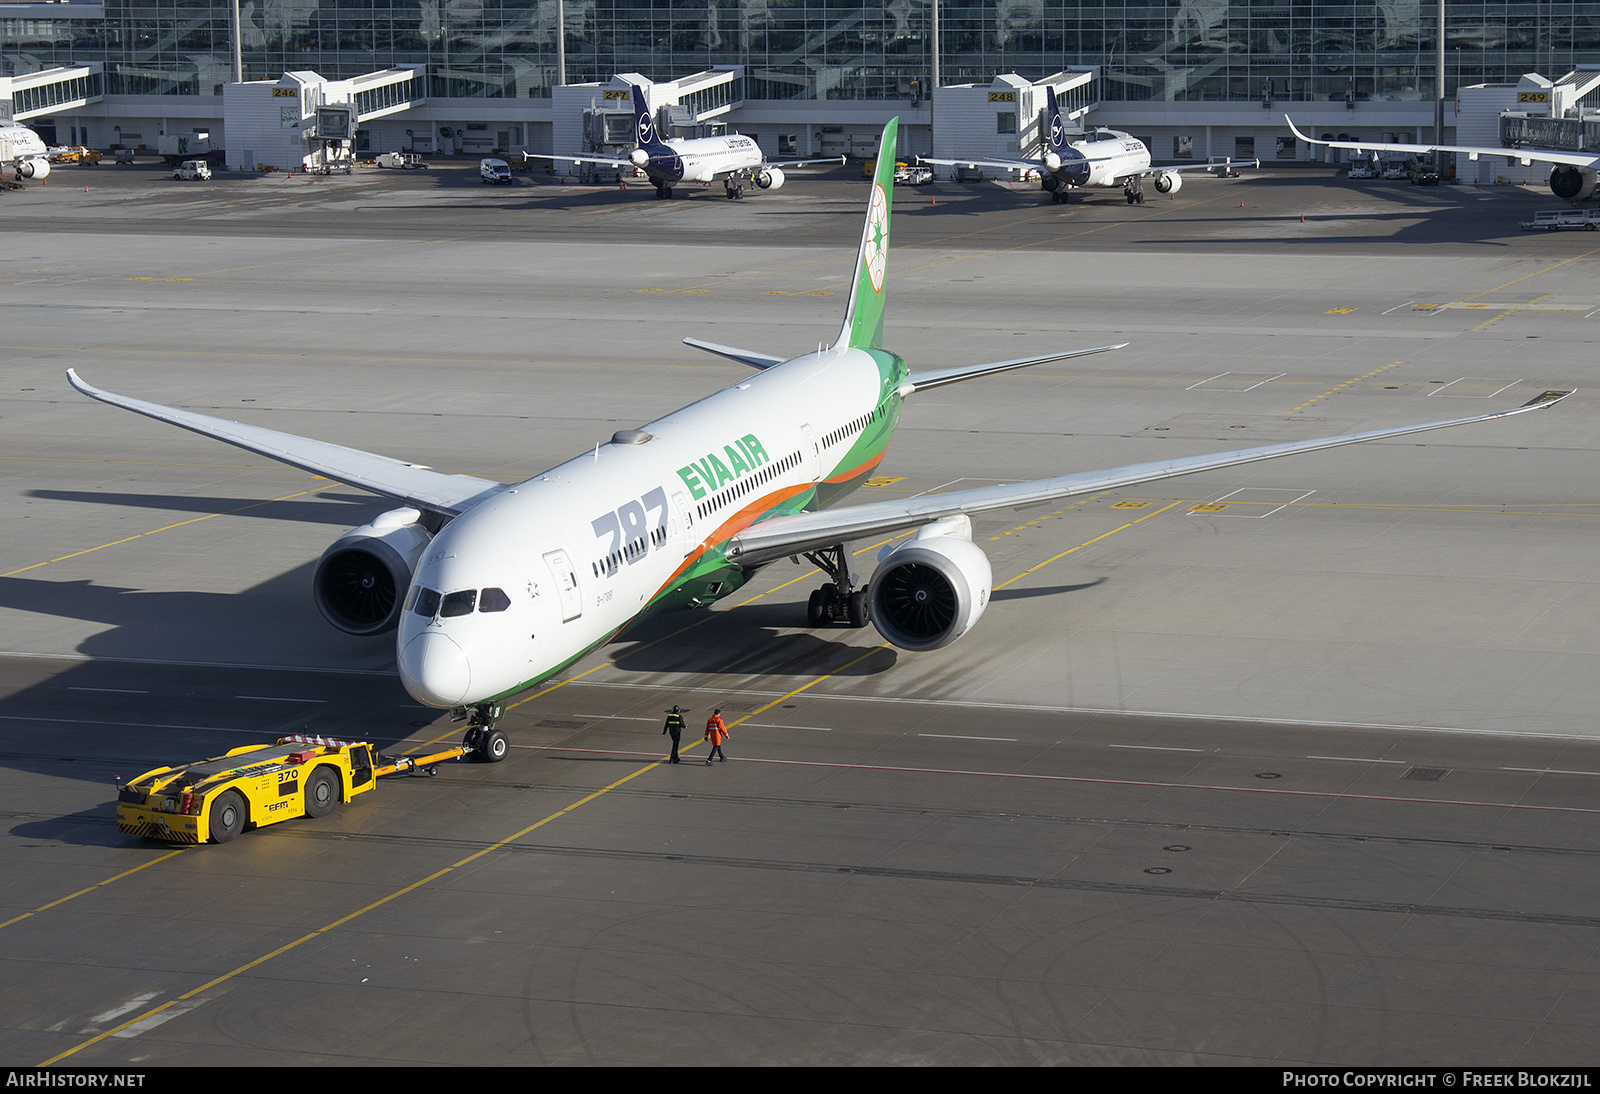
68, 117, 1571, 760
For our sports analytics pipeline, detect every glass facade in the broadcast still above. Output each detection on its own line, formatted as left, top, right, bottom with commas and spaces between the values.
5, 2, 1600, 103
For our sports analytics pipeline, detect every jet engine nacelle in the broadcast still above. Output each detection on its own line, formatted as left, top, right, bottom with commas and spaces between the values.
755, 167, 785, 190
313, 507, 434, 636
16, 158, 49, 180
1043, 151, 1063, 173
1549, 165, 1598, 203
1152, 170, 1182, 195
868, 516, 992, 652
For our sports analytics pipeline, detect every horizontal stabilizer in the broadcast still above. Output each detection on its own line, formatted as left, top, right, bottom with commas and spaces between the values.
905, 343, 1127, 393
682, 337, 787, 370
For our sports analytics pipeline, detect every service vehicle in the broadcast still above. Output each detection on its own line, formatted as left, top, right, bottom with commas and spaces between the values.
895, 163, 934, 186
116, 731, 503, 844
48, 146, 101, 166
1406, 159, 1440, 185
479, 157, 513, 184
1347, 156, 1379, 179
1521, 208, 1600, 231
172, 159, 212, 181
376, 151, 427, 169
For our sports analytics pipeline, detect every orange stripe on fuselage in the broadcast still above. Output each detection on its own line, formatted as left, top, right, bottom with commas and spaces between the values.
644, 447, 888, 606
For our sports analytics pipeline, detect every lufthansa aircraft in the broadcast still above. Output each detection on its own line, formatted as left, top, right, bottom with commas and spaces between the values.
0, 121, 51, 182
923, 87, 1258, 204
1286, 116, 1600, 203
69, 117, 1571, 761
550, 83, 841, 199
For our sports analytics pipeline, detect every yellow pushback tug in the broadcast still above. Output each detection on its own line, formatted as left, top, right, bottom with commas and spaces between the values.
115, 731, 500, 844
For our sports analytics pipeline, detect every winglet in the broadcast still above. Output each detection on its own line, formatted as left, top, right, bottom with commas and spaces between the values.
832, 118, 898, 352
1518, 389, 1574, 410
1285, 116, 1320, 145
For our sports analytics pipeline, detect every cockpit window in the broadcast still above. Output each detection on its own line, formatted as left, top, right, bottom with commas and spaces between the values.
440, 590, 477, 617
479, 587, 511, 612
412, 588, 441, 618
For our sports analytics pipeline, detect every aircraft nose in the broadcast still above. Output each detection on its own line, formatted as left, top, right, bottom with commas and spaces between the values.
400, 632, 472, 707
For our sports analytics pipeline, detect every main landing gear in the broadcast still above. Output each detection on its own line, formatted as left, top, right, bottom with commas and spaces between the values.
1123, 177, 1146, 205
454, 702, 508, 762
803, 544, 871, 629
654, 182, 675, 199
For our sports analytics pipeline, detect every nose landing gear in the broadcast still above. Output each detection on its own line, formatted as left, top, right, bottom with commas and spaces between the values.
454, 702, 509, 762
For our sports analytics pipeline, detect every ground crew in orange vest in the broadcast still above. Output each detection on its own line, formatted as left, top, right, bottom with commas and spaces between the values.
704, 709, 730, 764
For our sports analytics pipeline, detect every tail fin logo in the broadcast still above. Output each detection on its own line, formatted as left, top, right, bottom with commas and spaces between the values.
638, 112, 658, 147
863, 182, 889, 293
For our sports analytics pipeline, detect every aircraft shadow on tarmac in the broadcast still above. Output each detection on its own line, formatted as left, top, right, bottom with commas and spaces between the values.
27, 490, 387, 526
991, 577, 1106, 602
605, 599, 898, 679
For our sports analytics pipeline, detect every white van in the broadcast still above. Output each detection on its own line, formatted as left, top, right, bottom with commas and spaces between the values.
479, 158, 512, 185
172, 160, 212, 181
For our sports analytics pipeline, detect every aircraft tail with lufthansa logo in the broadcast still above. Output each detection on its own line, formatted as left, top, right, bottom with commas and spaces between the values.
630, 83, 674, 158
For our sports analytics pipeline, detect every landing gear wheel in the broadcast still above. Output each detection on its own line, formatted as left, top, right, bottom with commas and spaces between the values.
664, 186, 675, 199
847, 589, 870, 628
477, 729, 509, 763
304, 767, 338, 818
807, 588, 826, 627
210, 790, 246, 843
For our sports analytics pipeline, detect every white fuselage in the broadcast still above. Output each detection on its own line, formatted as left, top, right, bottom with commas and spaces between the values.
1071, 130, 1152, 188
395, 345, 890, 708
0, 124, 47, 164
655, 133, 765, 182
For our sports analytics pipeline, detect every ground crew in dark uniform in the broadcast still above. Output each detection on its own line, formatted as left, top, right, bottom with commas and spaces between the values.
662, 705, 687, 764
704, 708, 730, 764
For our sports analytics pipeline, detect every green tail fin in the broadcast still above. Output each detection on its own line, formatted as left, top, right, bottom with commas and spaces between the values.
833, 117, 898, 351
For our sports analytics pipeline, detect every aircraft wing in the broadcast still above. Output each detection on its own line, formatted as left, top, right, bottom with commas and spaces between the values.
539, 152, 634, 168
760, 156, 846, 170
918, 155, 1039, 173
1284, 117, 1598, 169
1142, 158, 1260, 176
67, 370, 511, 517
724, 390, 1573, 567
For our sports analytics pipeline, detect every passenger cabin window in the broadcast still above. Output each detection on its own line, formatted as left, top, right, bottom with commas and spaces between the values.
479, 587, 511, 612
440, 590, 477, 617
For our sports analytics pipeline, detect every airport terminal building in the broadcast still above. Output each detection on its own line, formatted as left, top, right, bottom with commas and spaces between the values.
5, 1, 1600, 169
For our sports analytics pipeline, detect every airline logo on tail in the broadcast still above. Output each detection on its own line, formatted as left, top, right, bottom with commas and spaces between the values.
1047, 88, 1066, 149
631, 84, 665, 150
863, 183, 889, 292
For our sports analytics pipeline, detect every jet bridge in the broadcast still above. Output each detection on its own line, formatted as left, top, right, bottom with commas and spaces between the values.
1, 66, 104, 122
